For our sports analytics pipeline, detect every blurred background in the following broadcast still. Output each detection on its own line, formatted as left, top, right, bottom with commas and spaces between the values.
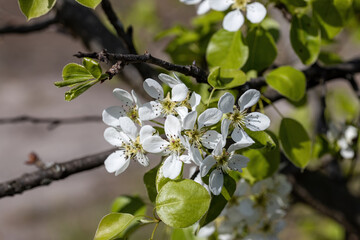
0, 0, 359, 239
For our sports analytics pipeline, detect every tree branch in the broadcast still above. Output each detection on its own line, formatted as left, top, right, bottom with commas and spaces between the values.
0, 115, 101, 130
75, 51, 208, 83
0, 149, 114, 198
0, 17, 58, 35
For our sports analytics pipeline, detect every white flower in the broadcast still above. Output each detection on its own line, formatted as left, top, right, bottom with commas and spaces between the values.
183, 108, 223, 149
209, 0, 267, 32
219, 90, 270, 145
200, 139, 250, 195
180, 0, 211, 14
143, 115, 189, 179
102, 89, 141, 128
103, 117, 156, 175
139, 73, 200, 121
337, 125, 358, 159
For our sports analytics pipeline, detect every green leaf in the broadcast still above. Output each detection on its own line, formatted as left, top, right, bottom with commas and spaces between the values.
326, 89, 360, 122
318, 51, 343, 65
143, 164, 161, 203
206, 29, 249, 69
111, 196, 146, 216
261, 18, 280, 42
18, 0, 56, 20
243, 26, 277, 72
245, 129, 277, 150
290, 14, 321, 65
199, 174, 236, 227
312, 0, 352, 39
265, 66, 306, 102
155, 179, 211, 228
61, 63, 94, 82
64, 80, 98, 101
75, 0, 102, 9
82, 58, 102, 79
279, 118, 311, 169
243, 147, 280, 181
207, 67, 247, 90
171, 227, 203, 240
94, 213, 141, 240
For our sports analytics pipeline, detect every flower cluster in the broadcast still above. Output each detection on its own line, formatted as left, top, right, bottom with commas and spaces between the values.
199, 175, 292, 240
327, 123, 358, 159
102, 73, 270, 195
180, 0, 267, 32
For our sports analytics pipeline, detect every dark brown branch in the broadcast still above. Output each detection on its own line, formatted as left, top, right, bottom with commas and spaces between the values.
0, 149, 114, 198
75, 51, 208, 83
0, 17, 58, 35
101, 0, 137, 55
0, 115, 101, 130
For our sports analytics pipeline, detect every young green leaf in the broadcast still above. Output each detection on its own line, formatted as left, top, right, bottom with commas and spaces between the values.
171, 227, 202, 240
245, 129, 276, 150
290, 14, 321, 65
279, 118, 311, 169
61, 63, 94, 82
18, 0, 56, 20
111, 196, 146, 216
155, 179, 211, 228
64, 80, 98, 101
94, 213, 141, 240
76, 0, 102, 9
83, 57, 103, 79
265, 66, 306, 102
243, 27, 277, 72
143, 164, 161, 203
207, 67, 247, 90
206, 29, 249, 69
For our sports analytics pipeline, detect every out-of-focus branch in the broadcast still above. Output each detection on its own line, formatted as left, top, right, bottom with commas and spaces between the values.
101, 0, 137, 55
0, 149, 114, 198
0, 17, 58, 34
75, 50, 208, 83
0, 115, 101, 130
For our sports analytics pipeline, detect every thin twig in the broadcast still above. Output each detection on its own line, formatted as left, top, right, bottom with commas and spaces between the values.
0, 17, 58, 35
0, 149, 115, 198
0, 115, 101, 130
75, 50, 208, 83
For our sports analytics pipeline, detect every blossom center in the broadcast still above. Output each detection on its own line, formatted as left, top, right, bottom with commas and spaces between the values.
126, 106, 140, 124
124, 136, 143, 158
233, 0, 250, 9
168, 137, 184, 153
185, 129, 203, 146
215, 149, 230, 167
226, 107, 247, 128
161, 94, 177, 115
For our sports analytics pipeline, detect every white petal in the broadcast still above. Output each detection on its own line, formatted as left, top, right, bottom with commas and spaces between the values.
180, 0, 202, 5
118, 117, 138, 141
218, 92, 235, 113
189, 145, 203, 166
131, 90, 141, 106
102, 106, 126, 127
209, 0, 232, 11
183, 111, 197, 130
171, 84, 188, 102
165, 115, 181, 138
228, 139, 254, 152
337, 138, 349, 149
142, 136, 169, 153
113, 88, 133, 106
138, 101, 162, 121
162, 155, 183, 179
341, 148, 355, 159
200, 155, 216, 177
104, 127, 123, 147
238, 198, 254, 216
189, 92, 201, 111
201, 130, 222, 149
175, 106, 188, 121
223, 9, 244, 32
209, 169, 224, 195
136, 152, 149, 167
221, 118, 231, 142
139, 125, 156, 143
197, 0, 211, 14
143, 78, 164, 100
104, 150, 129, 174
231, 126, 253, 143
197, 224, 216, 238
180, 155, 192, 164
238, 89, 260, 111
245, 112, 270, 131
213, 139, 224, 156
228, 154, 249, 172
345, 126, 358, 142
198, 108, 223, 129
234, 179, 250, 196
158, 73, 182, 88
246, 2, 267, 23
